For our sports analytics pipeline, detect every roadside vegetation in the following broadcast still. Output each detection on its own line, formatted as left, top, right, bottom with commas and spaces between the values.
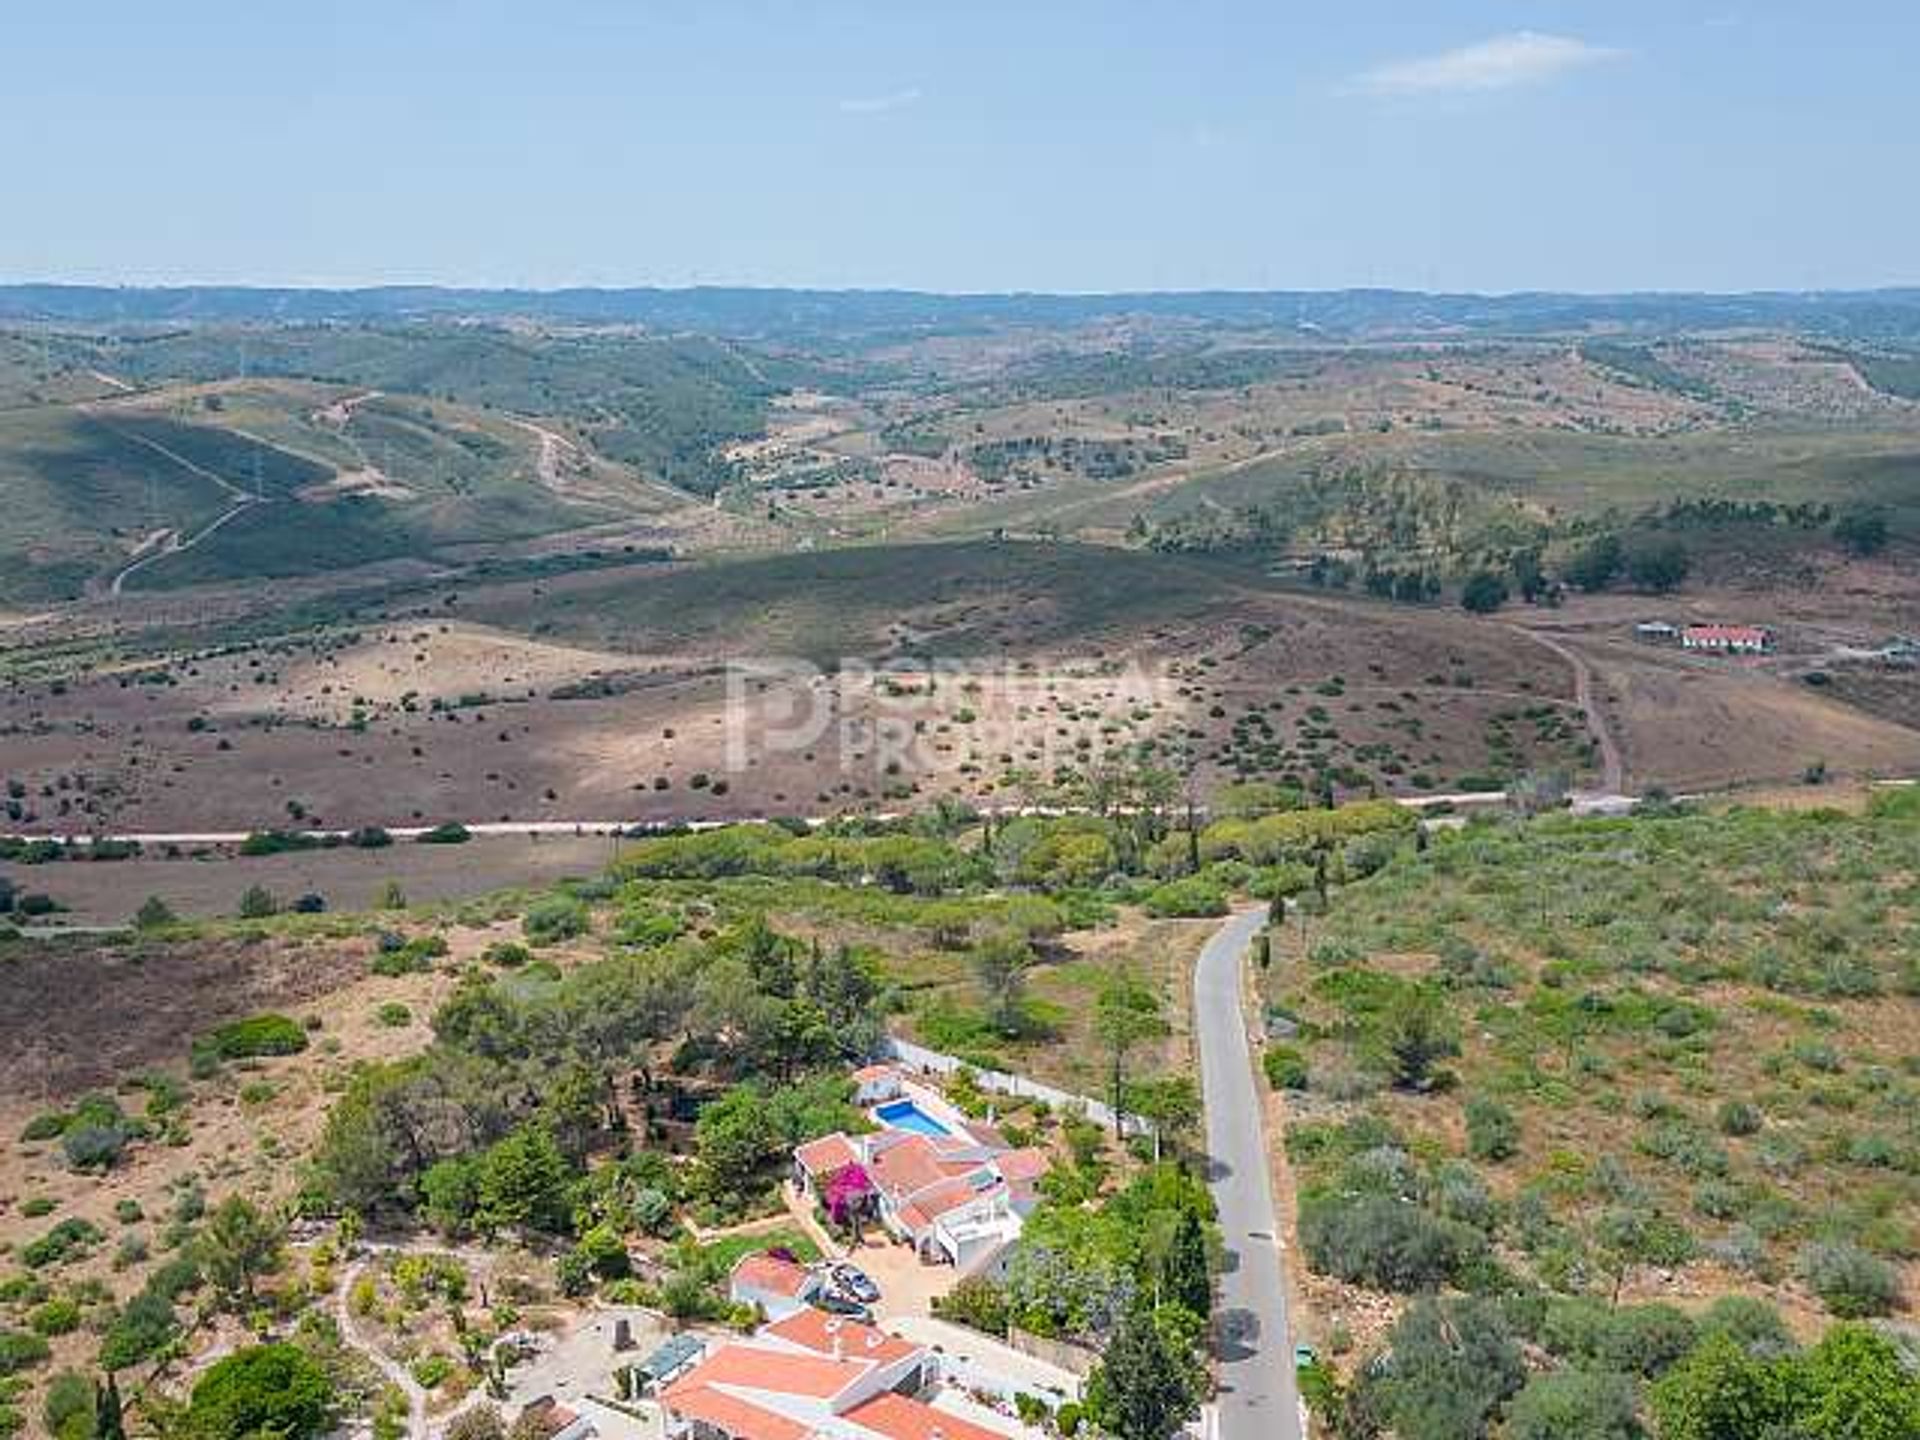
1264, 787, 1920, 1439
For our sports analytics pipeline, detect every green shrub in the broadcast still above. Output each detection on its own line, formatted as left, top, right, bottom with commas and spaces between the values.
369, 933, 446, 976
1263, 1046, 1309, 1091
1716, 1099, 1763, 1136
1797, 1241, 1900, 1317
523, 895, 590, 944
0, 1330, 50, 1374
1298, 1192, 1482, 1292
1353, 1297, 1524, 1440
1506, 1368, 1640, 1440
1465, 1097, 1520, 1161
375, 1003, 413, 1028
183, 1343, 330, 1437
41, 1370, 95, 1439
416, 823, 472, 845
238, 830, 321, 857
197, 1013, 308, 1062
98, 1289, 181, 1370
1696, 1296, 1793, 1356
934, 1276, 1012, 1334
20, 1220, 103, 1269
27, 1299, 80, 1336
1142, 876, 1228, 919
19, 1113, 66, 1143
62, 1124, 130, 1171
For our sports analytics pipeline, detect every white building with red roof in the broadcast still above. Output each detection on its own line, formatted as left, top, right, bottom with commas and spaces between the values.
1681, 623, 1773, 654
792, 1073, 1054, 1269
661, 1317, 1037, 1440
728, 1251, 824, 1321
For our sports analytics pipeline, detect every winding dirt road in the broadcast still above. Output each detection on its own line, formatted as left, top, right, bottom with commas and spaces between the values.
1505, 624, 1626, 793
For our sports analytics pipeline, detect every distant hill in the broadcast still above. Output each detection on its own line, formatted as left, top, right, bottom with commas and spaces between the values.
6, 283, 1920, 344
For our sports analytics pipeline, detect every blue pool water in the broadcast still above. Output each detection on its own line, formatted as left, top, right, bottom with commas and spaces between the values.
876, 1099, 953, 1137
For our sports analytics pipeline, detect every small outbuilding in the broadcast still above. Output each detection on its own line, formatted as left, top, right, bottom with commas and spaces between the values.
727, 1250, 822, 1321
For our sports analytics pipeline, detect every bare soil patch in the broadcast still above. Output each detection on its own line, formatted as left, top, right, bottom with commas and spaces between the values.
0, 932, 372, 1102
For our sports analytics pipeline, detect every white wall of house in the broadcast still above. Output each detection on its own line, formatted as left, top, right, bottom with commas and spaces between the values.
730, 1280, 815, 1321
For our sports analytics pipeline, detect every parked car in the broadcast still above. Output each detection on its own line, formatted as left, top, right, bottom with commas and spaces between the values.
830, 1263, 881, 1304
811, 1290, 874, 1323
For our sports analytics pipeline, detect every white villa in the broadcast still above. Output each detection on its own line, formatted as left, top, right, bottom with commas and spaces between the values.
662, 1309, 1034, 1440
794, 1066, 1051, 1272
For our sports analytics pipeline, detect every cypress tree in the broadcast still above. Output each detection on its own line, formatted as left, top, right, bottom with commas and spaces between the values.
1093, 1299, 1198, 1440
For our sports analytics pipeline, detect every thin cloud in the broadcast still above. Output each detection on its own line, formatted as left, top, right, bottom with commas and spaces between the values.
837, 88, 922, 115
1354, 31, 1621, 97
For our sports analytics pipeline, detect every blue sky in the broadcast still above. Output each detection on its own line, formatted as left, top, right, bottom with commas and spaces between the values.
4, 2, 1914, 293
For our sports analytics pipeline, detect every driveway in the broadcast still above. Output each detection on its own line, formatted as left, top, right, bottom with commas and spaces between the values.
1195, 908, 1304, 1440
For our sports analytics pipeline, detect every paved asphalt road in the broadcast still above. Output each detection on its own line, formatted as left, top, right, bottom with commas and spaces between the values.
1196, 907, 1305, 1440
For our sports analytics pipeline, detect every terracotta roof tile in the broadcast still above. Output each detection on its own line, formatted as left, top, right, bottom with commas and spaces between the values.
763, 1308, 920, 1367
844, 1393, 1010, 1440
660, 1383, 812, 1440
730, 1252, 815, 1299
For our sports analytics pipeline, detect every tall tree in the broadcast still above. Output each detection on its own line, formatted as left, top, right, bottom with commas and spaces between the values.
199, 1196, 285, 1310
1088, 1299, 1201, 1440
972, 929, 1034, 1035
1129, 1075, 1202, 1164
1094, 974, 1167, 1139
95, 1374, 127, 1440
1164, 1208, 1212, 1319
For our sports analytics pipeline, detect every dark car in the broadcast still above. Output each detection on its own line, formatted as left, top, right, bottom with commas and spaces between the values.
811, 1289, 873, 1323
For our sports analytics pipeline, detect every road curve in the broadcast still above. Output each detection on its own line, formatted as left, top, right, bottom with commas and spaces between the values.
1195, 907, 1303, 1440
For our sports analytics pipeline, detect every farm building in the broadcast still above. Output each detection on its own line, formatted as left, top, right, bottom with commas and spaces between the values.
1681, 624, 1773, 654
1634, 621, 1679, 643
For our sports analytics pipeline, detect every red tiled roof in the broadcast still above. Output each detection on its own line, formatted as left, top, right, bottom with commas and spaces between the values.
867, 1133, 976, 1197
1684, 624, 1769, 643
852, 1063, 901, 1085
994, 1147, 1052, 1182
730, 1252, 815, 1299
662, 1342, 861, 1403
896, 1174, 991, 1232
844, 1393, 1009, 1440
763, 1308, 920, 1367
795, 1132, 860, 1177
661, 1383, 811, 1440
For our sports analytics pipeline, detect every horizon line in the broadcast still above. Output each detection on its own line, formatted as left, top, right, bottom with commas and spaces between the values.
4, 278, 1920, 303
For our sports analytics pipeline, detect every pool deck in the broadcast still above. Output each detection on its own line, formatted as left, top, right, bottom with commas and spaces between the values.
869, 1078, 975, 1141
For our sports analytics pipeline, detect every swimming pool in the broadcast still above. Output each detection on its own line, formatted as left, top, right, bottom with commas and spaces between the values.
875, 1099, 954, 1138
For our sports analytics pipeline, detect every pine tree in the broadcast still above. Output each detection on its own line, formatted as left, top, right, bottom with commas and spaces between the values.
1092, 1299, 1199, 1440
